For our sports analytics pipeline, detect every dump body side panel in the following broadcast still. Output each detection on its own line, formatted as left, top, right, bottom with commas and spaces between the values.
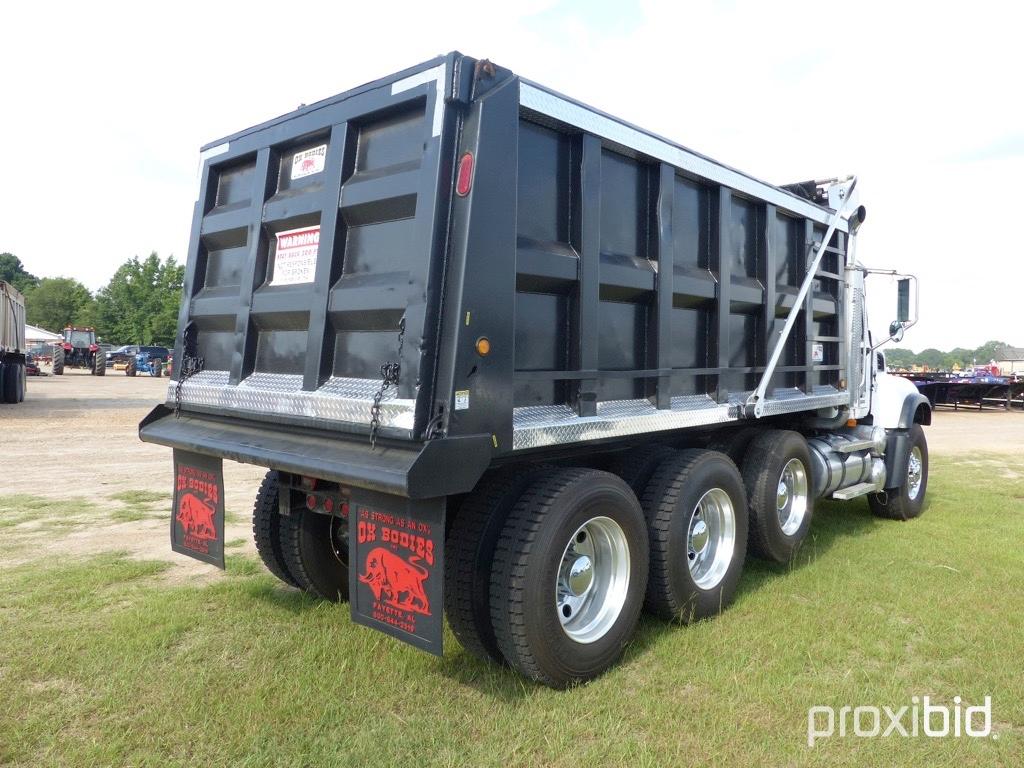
439, 79, 852, 453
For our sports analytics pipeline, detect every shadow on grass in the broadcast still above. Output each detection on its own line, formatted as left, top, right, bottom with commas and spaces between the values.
732, 495, 878, 602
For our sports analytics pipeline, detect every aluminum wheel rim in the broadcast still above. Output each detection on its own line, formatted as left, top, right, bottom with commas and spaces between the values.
776, 458, 809, 536
687, 488, 736, 590
556, 516, 631, 644
907, 446, 924, 501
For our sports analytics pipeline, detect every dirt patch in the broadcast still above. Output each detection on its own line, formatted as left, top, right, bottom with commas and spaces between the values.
0, 371, 263, 581
925, 409, 1024, 456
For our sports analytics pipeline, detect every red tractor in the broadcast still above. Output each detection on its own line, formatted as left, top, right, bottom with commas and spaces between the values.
52, 326, 106, 376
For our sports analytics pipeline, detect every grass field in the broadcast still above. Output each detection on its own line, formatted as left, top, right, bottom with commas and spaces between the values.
1, 454, 1022, 767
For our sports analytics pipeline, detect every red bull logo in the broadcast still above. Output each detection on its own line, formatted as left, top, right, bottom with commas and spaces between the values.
176, 492, 217, 543
358, 547, 431, 615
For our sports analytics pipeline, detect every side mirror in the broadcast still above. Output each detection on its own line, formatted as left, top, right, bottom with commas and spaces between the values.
889, 320, 905, 343
897, 278, 910, 323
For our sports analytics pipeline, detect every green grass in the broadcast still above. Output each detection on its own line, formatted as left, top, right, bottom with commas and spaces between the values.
0, 456, 1022, 766
108, 490, 172, 506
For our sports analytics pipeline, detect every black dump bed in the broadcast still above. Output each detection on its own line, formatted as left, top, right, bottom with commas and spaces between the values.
141, 52, 855, 498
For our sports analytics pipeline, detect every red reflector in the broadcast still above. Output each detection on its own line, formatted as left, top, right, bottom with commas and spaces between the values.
456, 152, 474, 196
305, 494, 317, 510
340, 502, 349, 519
323, 497, 334, 514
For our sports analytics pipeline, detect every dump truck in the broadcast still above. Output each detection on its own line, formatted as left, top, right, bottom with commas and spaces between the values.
0, 281, 27, 404
140, 52, 932, 688
52, 326, 106, 376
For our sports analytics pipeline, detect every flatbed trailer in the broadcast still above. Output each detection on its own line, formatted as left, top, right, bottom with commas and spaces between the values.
141, 53, 933, 687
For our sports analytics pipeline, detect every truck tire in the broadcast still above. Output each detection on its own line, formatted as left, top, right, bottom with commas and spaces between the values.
94, 354, 106, 376
489, 468, 649, 688
606, 444, 676, 496
52, 347, 64, 375
279, 507, 349, 601
154, 361, 163, 377
869, 425, 929, 521
739, 430, 814, 563
252, 471, 301, 588
641, 450, 748, 622
707, 427, 761, 465
445, 467, 547, 664
1, 362, 15, 403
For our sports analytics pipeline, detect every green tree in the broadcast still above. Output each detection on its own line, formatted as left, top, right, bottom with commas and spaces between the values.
23, 277, 95, 331
973, 340, 1008, 365
0, 253, 39, 294
94, 253, 184, 346
883, 347, 916, 369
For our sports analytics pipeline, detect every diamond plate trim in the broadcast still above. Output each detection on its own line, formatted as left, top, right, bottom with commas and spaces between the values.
512, 388, 852, 450
512, 395, 734, 451
729, 386, 850, 417
167, 371, 415, 430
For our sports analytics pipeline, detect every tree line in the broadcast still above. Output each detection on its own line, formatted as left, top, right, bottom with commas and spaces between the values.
884, 340, 1018, 371
0, 252, 183, 347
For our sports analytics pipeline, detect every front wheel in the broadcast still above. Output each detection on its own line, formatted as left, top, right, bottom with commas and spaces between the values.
489, 468, 649, 688
869, 425, 929, 520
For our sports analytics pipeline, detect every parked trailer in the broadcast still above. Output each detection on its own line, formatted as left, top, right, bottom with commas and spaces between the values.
0, 281, 27, 404
141, 53, 932, 687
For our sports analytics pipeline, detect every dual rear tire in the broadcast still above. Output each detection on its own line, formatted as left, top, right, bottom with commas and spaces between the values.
252, 471, 349, 602
449, 452, 750, 687
1, 360, 26, 403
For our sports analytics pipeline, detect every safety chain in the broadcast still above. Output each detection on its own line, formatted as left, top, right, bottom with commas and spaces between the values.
369, 317, 406, 448
173, 335, 204, 419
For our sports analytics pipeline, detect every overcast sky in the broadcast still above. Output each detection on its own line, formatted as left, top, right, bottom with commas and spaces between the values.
3, 0, 1022, 351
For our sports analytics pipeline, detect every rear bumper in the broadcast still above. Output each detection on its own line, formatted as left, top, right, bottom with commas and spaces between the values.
139, 405, 492, 499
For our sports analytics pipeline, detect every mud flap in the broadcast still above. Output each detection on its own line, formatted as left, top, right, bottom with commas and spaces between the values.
349, 490, 445, 655
170, 449, 226, 569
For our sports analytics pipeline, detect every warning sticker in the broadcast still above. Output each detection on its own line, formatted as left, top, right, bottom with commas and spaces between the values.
271, 225, 319, 286
454, 390, 469, 410
812, 343, 825, 363
291, 144, 327, 180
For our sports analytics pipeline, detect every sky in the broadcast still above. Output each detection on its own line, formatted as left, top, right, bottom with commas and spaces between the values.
2, 0, 1022, 352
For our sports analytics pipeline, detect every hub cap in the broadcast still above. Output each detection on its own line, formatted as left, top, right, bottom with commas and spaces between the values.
907, 446, 924, 500
776, 458, 809, 536
687, 488, 736, 590
556, 516, 630, 644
